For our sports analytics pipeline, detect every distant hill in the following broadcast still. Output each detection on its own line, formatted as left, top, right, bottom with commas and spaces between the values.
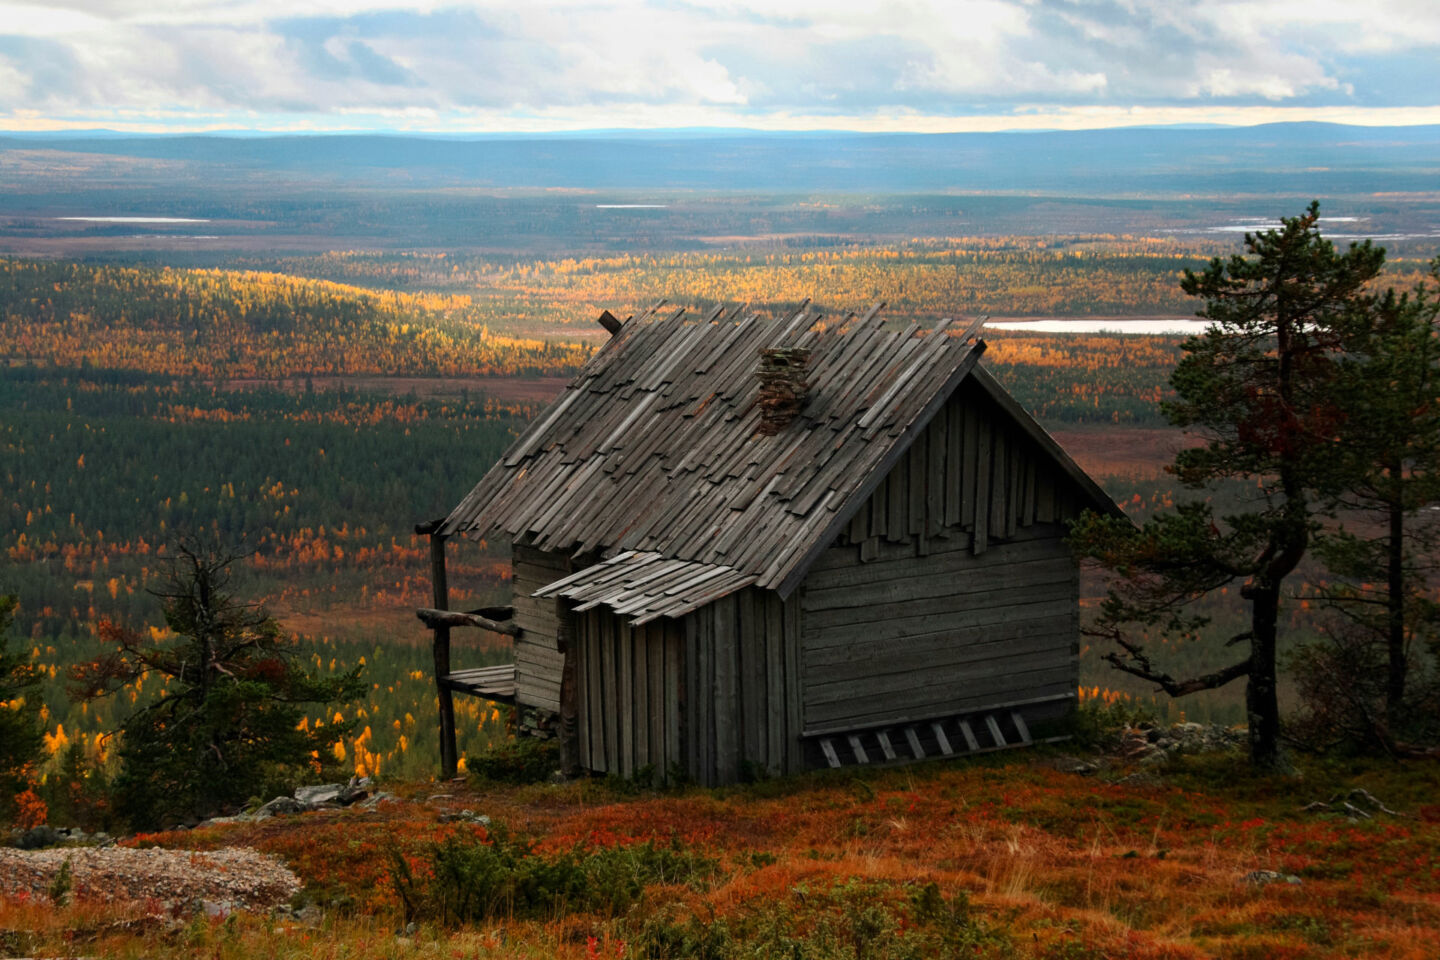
0, 258, 590, 379
3, 123, 1438, 194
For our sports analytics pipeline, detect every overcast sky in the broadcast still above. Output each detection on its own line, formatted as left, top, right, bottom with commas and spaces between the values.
2, 0, 1438, 133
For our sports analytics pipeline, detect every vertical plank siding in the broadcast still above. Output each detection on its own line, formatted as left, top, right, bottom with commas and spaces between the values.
676, 588, 801, 786
575, 609, 684, 780
834, 380, 1070, 559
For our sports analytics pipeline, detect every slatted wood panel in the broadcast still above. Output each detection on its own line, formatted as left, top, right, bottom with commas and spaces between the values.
438, 664, 517, 702
575, 610, 683, 779
838, 380, 1077, 558
803, 694, 1073, 770
511, 544, 570, 713
681, 588, 801, 787
800, 527, 1079, 733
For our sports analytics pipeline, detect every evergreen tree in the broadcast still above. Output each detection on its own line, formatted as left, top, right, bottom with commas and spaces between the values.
0, 594, 46, 824
72, 545, 365, 829
1296, 260, 1440, 749
1069, 203, 1385, 769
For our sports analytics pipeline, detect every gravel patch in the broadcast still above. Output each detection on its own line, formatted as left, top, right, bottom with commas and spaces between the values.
0, 845, 300, 910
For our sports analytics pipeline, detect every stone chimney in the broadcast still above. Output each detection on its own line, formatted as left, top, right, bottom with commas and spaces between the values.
756, 347, 811, 435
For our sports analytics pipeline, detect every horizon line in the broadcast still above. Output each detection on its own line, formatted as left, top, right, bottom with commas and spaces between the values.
5, 118, 1440, 140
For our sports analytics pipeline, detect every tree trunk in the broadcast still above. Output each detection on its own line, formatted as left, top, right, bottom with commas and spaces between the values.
1247, 584, 1283, 769
1386, 480, 1407, 714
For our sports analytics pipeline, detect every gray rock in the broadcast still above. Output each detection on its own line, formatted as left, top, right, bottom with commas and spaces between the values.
254, 796, 308, 820
294, 784, 344, 806
438, 809, 490, 825
1242, 869, 1302, 886
337, 777, 372, 806
14, 825, 62, 850
357, 791, 396, 809
202, 899, 235, 918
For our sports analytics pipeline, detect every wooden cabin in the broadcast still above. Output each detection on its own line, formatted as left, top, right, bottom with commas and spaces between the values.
417, 303, 1120, 785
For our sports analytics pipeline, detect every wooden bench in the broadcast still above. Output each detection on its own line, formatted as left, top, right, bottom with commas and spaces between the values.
438, 663, 518, 703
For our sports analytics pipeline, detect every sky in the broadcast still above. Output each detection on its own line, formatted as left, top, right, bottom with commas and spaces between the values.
2, 0, 1439, 134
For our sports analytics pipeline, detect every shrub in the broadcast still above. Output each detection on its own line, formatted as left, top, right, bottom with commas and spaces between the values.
1061, 699, 1158, 751
466, 736, 559, 784
626, 880, 1009, 960
1286, 637, 1440, 753
387, 823, 716, 926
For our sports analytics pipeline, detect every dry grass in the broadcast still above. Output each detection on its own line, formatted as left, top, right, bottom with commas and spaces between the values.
3, 752, 1439, 958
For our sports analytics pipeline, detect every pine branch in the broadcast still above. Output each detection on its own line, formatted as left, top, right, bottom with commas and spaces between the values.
1102, 631, 1253, 696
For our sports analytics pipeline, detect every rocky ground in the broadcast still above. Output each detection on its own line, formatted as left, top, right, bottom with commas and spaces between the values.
0, 777, 392, 913
0, 845, 299, 913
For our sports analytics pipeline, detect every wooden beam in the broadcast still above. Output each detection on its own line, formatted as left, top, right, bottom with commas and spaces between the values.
417, 608, 524, 637
469, 605, 515, 621
429, 533, 458, 781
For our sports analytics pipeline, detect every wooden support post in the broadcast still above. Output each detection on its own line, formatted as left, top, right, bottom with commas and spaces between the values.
557, 601, 581, 778
428, 530, 458, 780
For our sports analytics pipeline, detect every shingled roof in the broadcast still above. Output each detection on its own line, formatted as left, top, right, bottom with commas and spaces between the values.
440, 302, 1112, 610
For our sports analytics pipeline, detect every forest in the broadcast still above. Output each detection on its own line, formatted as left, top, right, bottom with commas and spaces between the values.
0, 240, 1355, 788
0, 245, 1175, 779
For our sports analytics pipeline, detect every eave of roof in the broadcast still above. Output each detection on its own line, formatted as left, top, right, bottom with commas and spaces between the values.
532, 551, 758, 625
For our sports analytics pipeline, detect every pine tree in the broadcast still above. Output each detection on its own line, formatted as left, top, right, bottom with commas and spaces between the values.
1069, 203, 1385, 769
1297, 260, 1440, 749
71, 544, 365, 829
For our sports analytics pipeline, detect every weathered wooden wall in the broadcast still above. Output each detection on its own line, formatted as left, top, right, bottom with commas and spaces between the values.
511, 544, 570, 713
574, 612, 683, 779
682, 588, 802, 787
798, 380, 1085, 736
573, 587, 803, 786
800, 525, 1078, 732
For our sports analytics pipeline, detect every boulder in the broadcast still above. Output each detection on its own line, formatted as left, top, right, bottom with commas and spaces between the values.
13, 825, 62, 850
438, 809, 490, 825
294, 784, 344, 806
336, 777, 372, 806
254, 796, 308, 820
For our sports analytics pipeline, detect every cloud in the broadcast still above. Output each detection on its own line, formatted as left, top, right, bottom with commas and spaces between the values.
0, 0, 1435, 130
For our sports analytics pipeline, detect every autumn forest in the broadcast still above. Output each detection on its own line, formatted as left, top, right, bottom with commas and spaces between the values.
4, 182, 1440, 959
